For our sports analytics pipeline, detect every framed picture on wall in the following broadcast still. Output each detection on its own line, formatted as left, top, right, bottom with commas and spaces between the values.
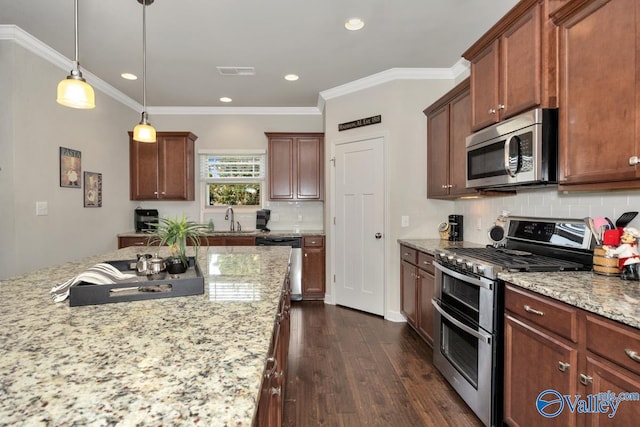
83, 172, 102, 207
59, 147, 81, 188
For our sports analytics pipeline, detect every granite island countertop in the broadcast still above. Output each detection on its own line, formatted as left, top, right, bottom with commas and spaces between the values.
118, 229, 325, 238
0, 245, 291, 426
398, 238, 640, 330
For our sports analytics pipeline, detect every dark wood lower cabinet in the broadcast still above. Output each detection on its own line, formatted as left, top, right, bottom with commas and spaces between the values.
255, 275, 291, 427
302, 236, 325, 300
400, 245, 434, 346
504, 284, 640, 426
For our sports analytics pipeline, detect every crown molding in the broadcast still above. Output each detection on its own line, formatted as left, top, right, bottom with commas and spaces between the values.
2, 24, 470, 116
0, 25, 142, 112
148, 106, 322, 115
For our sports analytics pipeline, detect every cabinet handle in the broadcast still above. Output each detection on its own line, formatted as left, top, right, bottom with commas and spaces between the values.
558, 361, 570, 372
153, 191, 158, 195
523, 305, 544, 316
625, 349, 640, 363
304, 253, 307, 257
310, 240, 316, 244
271, 386, 282, 396
497, 104, 505, 110
488, 108, 496, 114
441, 184, 448, 189
404, 252, 410, 257
133, 242, 145, 246
630, 156, 640, 166
579, 373, 593, 385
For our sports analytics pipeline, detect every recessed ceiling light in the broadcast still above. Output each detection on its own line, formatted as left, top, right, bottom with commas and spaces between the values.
284, 74, 299, 81
345, 17, 365, 31
220, 97, 232, 103
121, 73, 137, 80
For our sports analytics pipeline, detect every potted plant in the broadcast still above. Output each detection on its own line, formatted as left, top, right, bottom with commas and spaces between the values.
147, 215, 207, 274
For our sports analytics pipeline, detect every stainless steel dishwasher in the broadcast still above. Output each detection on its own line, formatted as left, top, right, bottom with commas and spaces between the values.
255, 236, 302, 301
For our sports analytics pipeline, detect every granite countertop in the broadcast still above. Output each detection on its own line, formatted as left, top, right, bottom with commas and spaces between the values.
119, 230, 325, 238
0, 245, 291, 426
398, 238, 640, 330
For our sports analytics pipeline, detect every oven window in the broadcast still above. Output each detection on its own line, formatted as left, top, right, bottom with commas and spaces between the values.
441, 315, 479, 389
442, 274, 480, 323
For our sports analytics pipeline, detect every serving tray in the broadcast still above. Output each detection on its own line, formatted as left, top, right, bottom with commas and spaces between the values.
69, 257, 204, 306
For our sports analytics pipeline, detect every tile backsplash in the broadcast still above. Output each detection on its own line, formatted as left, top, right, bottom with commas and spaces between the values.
456, 188, 640, 245
202, 201, 324, 232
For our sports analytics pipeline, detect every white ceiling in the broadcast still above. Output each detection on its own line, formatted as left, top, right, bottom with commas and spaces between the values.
0, 0, 519, 109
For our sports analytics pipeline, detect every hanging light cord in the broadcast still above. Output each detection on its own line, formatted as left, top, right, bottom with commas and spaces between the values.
142, 0, 147, 113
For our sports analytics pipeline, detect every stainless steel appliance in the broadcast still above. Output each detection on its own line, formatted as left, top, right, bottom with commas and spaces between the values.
466, 108, 558, 189
255, 236, 302, 301
432, 216, 593, 426
134, 208, 158, 232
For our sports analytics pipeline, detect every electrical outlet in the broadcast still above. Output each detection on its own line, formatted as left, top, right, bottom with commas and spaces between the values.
476, 218, 482, 230
401, 216, 409, 227
271, 213, 280, 222
297, 214, 303, 222
36, 201, 48, 216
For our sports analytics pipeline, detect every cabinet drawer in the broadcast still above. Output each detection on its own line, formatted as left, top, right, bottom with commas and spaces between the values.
417, 251, 434, 274
303, 236, 324, 247
586, 314, 640, 376
505, 285, 578, 342
400, 245, 417, 265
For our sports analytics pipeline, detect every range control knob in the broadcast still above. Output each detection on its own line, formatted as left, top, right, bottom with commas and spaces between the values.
466, 261, 474, 270
476, 265, 485, 275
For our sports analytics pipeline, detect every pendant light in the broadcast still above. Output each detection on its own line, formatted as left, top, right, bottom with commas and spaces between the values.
132, 0, 156, 143
56, 0, 95, 109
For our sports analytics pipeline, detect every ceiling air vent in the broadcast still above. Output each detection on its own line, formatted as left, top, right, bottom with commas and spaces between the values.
216, 67, 256, 76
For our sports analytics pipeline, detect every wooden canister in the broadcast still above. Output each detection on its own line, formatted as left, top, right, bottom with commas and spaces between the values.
592, 246, 620, 276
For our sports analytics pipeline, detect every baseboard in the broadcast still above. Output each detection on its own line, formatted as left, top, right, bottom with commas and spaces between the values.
385, 310, 406, 323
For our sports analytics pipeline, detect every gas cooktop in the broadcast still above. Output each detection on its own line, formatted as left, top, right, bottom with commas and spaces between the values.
435, 216, 594, 279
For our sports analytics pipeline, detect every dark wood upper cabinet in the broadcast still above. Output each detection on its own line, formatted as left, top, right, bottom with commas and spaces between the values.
552, 0, 640, 190
266, 132, 324, 201
129, 131, 197, 201
463, 0, 562, 131
424, 78, 477, 199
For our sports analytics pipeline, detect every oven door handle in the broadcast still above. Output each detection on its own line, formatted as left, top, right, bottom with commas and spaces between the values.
433, 261, 493, 290
432, 299, 492, 345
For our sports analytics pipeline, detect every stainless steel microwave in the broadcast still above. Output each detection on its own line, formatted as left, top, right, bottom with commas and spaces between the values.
466, 108, 558, 189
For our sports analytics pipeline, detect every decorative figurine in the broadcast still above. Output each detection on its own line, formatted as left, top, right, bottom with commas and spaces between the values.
605, 227, 640, 280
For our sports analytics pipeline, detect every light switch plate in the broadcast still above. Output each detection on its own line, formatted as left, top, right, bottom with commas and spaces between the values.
36, 201, 48, 216
401, 215, 409, 227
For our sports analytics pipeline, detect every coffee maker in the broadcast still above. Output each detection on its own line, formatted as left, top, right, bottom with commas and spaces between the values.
256, 209, 271, 232
448, 214, 463, 241
135, 208, 158, 232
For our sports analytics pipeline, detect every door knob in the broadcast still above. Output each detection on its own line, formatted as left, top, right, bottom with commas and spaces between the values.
375, 233, 382, 239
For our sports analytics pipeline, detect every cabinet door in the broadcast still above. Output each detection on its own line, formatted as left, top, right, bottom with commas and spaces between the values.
470, 40, 500, 131
268, 136, 295, 200
225, 236, 256, 246
500, 4, 541, 119
555, 0, 639, 187
504, 314, 578, 427
400, 260, 417, 327
448, 87, 474, 196
584, 355, 640, 426
130, 138, 159, 200
417, 268, 434, 346
302, 246, 325, 300
427, 104, 450, 198
297, 137, 323, 200
158, 135, 194, 200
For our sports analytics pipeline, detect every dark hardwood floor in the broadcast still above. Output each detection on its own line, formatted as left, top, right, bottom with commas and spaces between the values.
283, 302, 483, 427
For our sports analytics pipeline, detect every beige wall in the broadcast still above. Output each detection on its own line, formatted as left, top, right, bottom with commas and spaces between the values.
323, 78, 457, 321
1, 41, 137, 279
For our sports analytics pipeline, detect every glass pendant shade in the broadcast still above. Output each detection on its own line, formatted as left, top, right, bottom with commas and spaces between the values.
133, 113, 156, 142
58, 0, 95, 109
57, 73, 95, 109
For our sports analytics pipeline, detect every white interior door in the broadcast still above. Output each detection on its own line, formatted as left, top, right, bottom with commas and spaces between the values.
334, 137, 385, 316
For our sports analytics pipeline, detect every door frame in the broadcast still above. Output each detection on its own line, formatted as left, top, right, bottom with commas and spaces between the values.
327, 131, 390, 318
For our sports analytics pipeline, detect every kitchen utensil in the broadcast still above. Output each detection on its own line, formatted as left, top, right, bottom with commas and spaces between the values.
585, 217, 600, 245
615, 211, 638, 228
605, 217, 615, 229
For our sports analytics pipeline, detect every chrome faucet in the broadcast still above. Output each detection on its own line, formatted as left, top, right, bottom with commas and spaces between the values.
225, 206, 235, 231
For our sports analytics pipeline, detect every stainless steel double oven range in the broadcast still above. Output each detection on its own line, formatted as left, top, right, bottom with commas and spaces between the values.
431, 216, 593, 426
